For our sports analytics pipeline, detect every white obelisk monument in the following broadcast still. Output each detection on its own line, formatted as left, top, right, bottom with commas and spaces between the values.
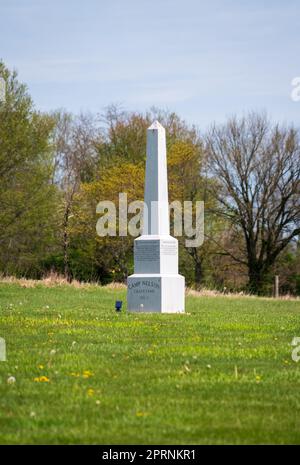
127, 121, 185, 313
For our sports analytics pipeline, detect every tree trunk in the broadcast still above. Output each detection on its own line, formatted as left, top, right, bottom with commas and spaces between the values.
194, 260, 203, 290
248, 265, 265, 295
274, 275, 279, 298
63, 204, 71, 282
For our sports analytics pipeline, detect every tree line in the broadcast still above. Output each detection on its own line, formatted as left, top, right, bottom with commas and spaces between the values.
0, 62, 299, 295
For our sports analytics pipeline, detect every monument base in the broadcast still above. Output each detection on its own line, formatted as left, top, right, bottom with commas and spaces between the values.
127, 274, 185, 313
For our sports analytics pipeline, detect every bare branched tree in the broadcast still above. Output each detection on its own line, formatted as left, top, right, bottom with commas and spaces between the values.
205, 113, 300, 293
52, 110, 100, 280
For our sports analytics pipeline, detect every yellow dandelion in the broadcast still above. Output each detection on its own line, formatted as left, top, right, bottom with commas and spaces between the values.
83, 370, 94, 378
87, 388, 95, 397
34, 376, 50, 383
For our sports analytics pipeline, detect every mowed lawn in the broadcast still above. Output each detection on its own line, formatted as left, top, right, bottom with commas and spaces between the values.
0, 282, 299, 445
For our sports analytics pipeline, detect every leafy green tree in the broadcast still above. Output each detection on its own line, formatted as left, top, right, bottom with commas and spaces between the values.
71, 162, 144, 282
0, 62, 58, 277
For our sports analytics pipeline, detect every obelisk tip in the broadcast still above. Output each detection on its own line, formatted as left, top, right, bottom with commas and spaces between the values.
148, 120, 164, 131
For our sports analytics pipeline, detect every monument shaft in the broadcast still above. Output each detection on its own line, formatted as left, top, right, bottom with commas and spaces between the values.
127, 121, 185, 313
143, 121, 170, 235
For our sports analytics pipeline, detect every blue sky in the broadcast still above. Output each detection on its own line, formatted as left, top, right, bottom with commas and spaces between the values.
1, 0, 300, 128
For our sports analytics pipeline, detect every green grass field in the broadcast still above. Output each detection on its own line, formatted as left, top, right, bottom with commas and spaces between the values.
0, 282, 299, 444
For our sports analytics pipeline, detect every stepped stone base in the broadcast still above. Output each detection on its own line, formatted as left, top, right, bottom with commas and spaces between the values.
127, 274, 185, 313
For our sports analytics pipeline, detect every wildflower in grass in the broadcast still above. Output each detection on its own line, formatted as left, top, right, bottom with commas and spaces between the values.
30, 412, 36, 418
7, 376, 16, 384
83, 370, 94, 378
34, 376, 50, 382
255, 375, 261, 383
136, 411, 148, 417
234, 365, 238, 379
87, 388, 94, 397
184, 364, 191, 373
38, 365, 44, 369
50, 349, 56, 356
206, 364, 212, 369
95, 400, 101, 405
